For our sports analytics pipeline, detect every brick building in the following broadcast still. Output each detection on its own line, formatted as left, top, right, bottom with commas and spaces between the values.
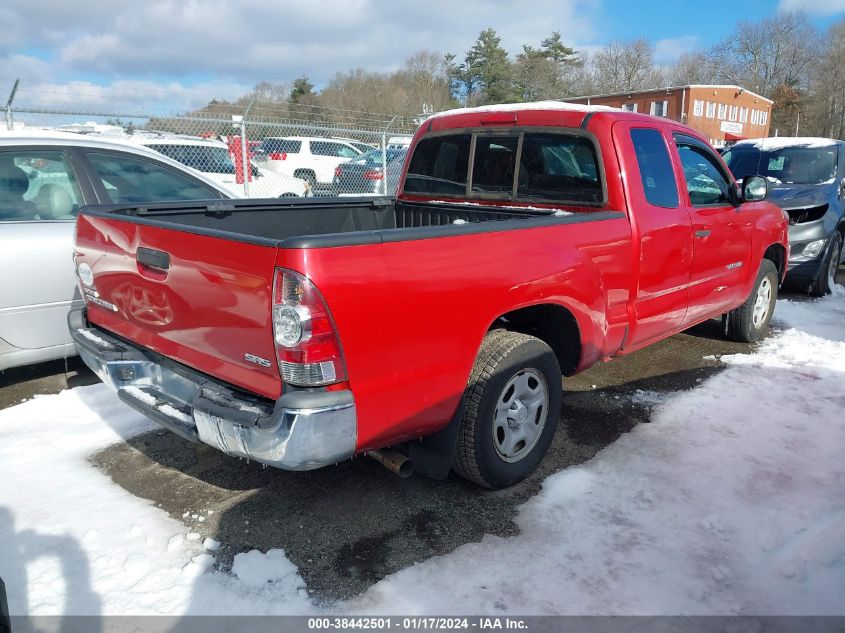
566, 85, 773, 148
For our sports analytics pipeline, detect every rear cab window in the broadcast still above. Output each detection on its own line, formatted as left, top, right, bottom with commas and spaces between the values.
403, 129, 604, 206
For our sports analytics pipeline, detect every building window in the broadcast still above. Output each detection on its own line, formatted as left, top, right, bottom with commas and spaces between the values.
760, 110, 768, 126
728, 105, 738, 122
751, 109, 759, 125
739, 107, 748, 123
693, 100, 704, 117
622, 103, 638, 112
706, 102, 716, 118
717, 103, 727, 120
650, 100, 668, 117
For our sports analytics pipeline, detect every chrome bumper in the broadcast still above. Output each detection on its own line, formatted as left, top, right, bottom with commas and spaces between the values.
68, 309, 357, 471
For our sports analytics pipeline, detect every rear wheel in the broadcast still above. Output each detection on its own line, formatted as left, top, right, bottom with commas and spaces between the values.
809, 232, 842, 296
725, 259, 778, 343
452, 331, 562, 489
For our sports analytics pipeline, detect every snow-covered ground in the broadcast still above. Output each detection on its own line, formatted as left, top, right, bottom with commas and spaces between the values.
1, 290, 844, 616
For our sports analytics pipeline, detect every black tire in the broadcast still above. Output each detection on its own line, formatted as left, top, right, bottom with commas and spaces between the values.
725, 259, 778, 343
809, 232, 842, 297
452, 331, 562, 489
295, 170, 317, 190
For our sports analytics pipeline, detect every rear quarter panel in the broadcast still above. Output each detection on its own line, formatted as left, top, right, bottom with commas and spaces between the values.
280, 217, 631, 451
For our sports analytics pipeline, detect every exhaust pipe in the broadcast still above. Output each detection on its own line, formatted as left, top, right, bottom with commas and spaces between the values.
368, 449, 413, 478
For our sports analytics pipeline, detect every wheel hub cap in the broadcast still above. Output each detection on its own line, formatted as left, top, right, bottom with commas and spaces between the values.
492, 369, 550, 463
752, 277, 771, 328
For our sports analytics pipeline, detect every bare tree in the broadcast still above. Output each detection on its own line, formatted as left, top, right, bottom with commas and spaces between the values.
707, 12, 817, 97
803, 18, 845, 138
590, 39, 666, 93
668, 52, 719, 86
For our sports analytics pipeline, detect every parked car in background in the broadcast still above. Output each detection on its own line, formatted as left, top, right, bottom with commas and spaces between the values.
335, 138, 378, 154
254, 136, 362, 190
0, 130, 234, 372
137, 135, 310, 198
722, 137, 845, 295
332, 147, 408, 195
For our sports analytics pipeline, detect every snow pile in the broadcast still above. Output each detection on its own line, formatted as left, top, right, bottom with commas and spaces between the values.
351, 295, 845, 614
1, 289, 844, 615
735, 137, 838, 150
232, 549, 301, 589
0, 387, 312, 615
427, 100, 616, 121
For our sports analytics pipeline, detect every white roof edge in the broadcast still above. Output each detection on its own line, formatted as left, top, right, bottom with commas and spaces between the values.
566, 85, 773, 105
427, 100, 618, 121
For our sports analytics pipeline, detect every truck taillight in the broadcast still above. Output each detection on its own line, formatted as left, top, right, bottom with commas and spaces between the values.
269, 152, 287, 160
272, 268, 347, 387
363, 169, 384, 180
334, 166, 342, 178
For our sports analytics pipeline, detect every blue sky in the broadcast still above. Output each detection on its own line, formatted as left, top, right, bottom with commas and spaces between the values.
1, 0, 844, 114
601, 0, 845, 61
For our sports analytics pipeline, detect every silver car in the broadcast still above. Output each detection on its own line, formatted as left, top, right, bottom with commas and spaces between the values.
0, 130, 234, 372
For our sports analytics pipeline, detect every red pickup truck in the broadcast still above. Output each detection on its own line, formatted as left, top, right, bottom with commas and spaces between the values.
70, 103, 788, 488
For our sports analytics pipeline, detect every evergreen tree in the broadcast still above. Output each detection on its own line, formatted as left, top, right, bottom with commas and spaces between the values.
290, 76, 315, 103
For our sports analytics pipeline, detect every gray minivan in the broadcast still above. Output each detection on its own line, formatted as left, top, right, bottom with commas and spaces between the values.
723, 137, 845, 295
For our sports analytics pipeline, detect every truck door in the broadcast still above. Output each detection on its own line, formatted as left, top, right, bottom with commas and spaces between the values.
672, 133, 752, 325
612, 123, 693, 349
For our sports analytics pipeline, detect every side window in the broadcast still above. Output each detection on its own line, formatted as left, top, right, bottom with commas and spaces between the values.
0, 150, 83, 221
630, 128, 679, 208
84, 152, 223, 203
404, 134, 471, 195
472, 136, 518, 194
311, 141, 358, 158
518, 133, 602, 203
675, 141, 732, 206
262, 139, 301, 155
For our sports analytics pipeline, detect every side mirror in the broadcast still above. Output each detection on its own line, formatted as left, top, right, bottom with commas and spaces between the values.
742, 175, 768, 202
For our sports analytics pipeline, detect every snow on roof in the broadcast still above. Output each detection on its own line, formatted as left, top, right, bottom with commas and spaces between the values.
428, 100, 618, 121
734, 137, 840, 150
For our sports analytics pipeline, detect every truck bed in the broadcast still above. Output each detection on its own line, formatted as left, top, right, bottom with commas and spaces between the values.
79, 197, 597, 247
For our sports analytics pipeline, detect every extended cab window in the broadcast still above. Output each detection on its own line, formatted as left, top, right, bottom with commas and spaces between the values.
517, 133, 602, 203
675, 138, 733, 206
0, 150, 82, 221
85, 152, 222, 203
630, 128, 679, 208
404, 134, 471, 195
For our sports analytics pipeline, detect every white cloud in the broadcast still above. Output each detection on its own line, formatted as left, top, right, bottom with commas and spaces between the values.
5, 0, 600, 87
13, 79, 252, 117
654, 35, 700, 63
779, 0, 845, 14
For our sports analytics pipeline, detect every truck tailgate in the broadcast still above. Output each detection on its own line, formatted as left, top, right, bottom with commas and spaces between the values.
74, 213, 282, 400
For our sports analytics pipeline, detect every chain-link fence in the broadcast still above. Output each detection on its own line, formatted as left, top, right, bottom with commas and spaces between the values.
6, 104, 418, 199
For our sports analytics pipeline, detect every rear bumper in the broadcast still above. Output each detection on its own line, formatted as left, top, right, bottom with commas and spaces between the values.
68, 309, 357, 471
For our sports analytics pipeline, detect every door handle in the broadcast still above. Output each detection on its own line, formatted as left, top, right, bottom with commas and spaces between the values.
695, 229, 711, 238
137, 247, 170, 271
